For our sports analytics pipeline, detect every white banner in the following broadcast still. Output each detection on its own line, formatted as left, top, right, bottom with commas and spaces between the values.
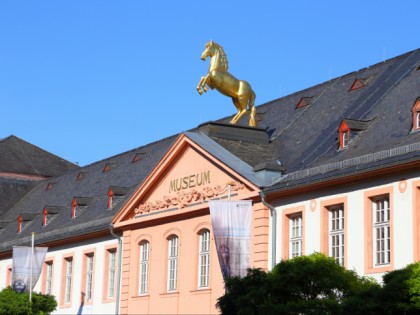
209, 200, 252, 280
12, 246, 48, 293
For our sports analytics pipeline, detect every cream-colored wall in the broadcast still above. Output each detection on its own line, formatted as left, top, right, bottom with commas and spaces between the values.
0, 235, 118, 315
273, 173, 420, 282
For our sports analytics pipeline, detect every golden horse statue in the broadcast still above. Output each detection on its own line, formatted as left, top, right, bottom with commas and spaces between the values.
197, 41, 256, 127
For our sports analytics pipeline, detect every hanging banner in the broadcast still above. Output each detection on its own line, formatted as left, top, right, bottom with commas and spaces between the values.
209, 200, 252, 280
12, 246, 48, 293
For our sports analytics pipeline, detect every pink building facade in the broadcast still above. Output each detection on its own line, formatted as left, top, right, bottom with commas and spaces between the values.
113, 134, 269, 314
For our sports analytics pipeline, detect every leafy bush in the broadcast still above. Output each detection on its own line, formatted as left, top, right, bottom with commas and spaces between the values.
0, 287, 57, 315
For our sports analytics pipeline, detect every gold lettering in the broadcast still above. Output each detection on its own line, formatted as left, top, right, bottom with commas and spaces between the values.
169, 180, 176, 193
203, 171, 210, 185
182, 177, 189, 189
168, 171, 211, 192
189, 175, 196, 188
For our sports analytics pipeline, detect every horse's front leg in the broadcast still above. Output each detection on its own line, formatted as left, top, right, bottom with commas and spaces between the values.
197, 76, 209, 95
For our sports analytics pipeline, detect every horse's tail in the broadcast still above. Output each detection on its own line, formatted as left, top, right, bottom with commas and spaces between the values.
248, 90, 256, 127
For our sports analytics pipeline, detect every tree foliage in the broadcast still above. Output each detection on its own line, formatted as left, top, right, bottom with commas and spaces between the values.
0, 287, 57, 315
217, 253, 388, 315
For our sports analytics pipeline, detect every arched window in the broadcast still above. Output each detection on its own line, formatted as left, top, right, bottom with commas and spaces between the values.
198, 230, 210, 288
139, 241, 149, 295
167, 236, 179, 291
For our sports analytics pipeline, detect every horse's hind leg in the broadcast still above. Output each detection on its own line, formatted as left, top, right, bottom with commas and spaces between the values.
230, 97, 247, 124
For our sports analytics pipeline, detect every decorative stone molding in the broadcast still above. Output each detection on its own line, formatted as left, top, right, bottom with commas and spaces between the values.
134, 181, 244, 215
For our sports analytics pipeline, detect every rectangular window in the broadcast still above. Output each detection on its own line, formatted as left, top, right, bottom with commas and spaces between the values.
329, 205, 345, 265
45, 261, 53, 295
107, 250, 116, 298
64, 258, 72, 304
373, 196, 390, 265
198, 230, 210, 288
289, 214, 302, 258
139, 242, 149, 295
364, 188, 393, 274
85, 254, 94, 301
167, 236, 178, 291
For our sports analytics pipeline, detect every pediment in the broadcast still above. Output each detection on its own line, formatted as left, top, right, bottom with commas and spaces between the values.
113, 133, 259, 227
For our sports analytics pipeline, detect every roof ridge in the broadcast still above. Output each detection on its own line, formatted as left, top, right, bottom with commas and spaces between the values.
81, 134, 179, 168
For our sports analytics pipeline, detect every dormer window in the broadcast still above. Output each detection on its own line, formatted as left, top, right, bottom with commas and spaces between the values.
349, 78, 370, 91
77, 172, 86, 181
43, 208, 48, 226
46, 183, 53, 191
132, 151, 146, 163
296, 97, 313, 109
107, 188, 114, 209
103, 162, 117, 173
338, 118, 371, 149
71, 197, 93, 219
71, 199, 77, 219
411, 98, 420, 131
17, 215, 23, 233
107, 186, 129, 210
342, 130, 350, 148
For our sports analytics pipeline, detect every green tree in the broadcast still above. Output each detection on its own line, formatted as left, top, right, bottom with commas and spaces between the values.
0, 287, 57, 315
217, 268, 269, 315
216, 253, 379, 315
377, 262, 420, 315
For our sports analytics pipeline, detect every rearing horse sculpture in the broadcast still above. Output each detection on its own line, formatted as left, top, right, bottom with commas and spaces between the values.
197, 41, 256, 127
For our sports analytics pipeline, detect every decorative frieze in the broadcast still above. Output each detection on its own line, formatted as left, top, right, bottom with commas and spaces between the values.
134, 181, 244, 215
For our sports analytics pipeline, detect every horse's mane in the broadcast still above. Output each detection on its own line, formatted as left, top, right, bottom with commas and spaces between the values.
212, 42, 229, 70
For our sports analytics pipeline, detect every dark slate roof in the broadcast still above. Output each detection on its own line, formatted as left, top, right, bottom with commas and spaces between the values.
343, 118, 371, 131
1, 48, 420, 252
0, 135, 177, 251
0, 177, 37, 217
0, 135, 79, 177
262, 48, 420, 192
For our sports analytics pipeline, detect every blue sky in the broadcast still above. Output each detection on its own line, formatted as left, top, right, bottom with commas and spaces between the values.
1, 1, 419, 166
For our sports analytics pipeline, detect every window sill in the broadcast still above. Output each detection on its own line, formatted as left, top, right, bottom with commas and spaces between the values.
159, 291, 179, 297
190, 288, 211, 295
132, 294, 150, 300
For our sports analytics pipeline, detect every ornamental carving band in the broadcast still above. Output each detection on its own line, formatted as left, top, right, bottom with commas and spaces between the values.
134, 181, 245, 215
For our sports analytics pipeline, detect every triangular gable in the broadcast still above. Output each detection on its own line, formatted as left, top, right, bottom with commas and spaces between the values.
411, 97, 420, 112
349, 78, 369, 91
296, 97, 313, 109
338, 120, 349, 132
113, 133, 260, 228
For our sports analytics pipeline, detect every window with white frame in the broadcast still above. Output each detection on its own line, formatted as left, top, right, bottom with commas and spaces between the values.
289, 214, 302, 258
139, 241, 149, 295
64, 258, 72, 304
328, 205, 344, 265
198, 230, 210, 288
417, 112, 420, 129
342, 130, 350, 148
107, 250, 116, 298
167, 236, 179, 291
45, 261, 53, 295
373, 196, 390, 265
85, 254, 94, 301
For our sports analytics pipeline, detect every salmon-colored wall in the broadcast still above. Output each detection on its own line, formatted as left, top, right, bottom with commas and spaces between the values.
115, 136, 267, 314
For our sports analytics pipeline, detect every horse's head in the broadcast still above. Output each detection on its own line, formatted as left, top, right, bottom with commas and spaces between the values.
201, 40, 217, 61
